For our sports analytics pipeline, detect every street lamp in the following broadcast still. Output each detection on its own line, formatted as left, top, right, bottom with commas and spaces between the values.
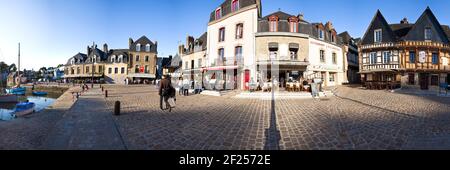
91, 42, 95, 88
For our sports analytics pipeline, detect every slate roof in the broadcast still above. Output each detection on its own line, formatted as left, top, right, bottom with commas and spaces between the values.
361, 7, 450, 45
66, 53, 87, 65
106, 49, 129, 63
169, 54, 182, 68
209, 0, 259, 23
258, 10, 340, 45
130, 36, 158, 53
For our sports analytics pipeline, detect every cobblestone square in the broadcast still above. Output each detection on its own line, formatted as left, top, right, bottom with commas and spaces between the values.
1, 85, 449, 150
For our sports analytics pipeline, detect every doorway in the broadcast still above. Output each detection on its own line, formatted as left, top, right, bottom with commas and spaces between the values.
419, 73, 429, 90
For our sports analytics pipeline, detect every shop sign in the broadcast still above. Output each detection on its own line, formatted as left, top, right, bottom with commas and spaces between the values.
419, 51, 426, 63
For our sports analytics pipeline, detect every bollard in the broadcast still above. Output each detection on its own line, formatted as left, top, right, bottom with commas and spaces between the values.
114, 101, 120, 116
91, 84, 94, 88
105, 90, 108, 98
102, 86, 104, 92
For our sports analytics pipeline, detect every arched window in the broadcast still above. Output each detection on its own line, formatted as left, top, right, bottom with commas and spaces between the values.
231, 0, 239, 12
146, 44, 150, 52
215, 8, 222, 20
136, 43, 141, 52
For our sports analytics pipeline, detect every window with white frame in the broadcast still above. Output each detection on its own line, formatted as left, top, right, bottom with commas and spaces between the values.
370, 52, 377, 64
374, 29, 382, 43
136, 44, 141, 51
318, 29, 324, 40
118, 55, 123, 62
146, 44, 150, 52
383, 51, 391, 63
111, 55, 116, 63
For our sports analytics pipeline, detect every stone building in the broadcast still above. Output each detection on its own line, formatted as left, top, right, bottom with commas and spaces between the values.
64, 36, 158, 84
256, 11, 346, 87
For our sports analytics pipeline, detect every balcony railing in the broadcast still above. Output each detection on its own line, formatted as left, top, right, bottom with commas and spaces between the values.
215, 57, 244, 66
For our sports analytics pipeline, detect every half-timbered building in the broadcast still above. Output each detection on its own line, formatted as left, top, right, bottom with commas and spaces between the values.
359, 7, 450, 90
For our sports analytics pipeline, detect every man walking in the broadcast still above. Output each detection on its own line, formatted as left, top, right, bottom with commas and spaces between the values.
159, 75, 172, 111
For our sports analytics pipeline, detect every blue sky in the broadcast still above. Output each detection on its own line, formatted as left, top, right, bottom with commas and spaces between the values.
0, 0, 449, 70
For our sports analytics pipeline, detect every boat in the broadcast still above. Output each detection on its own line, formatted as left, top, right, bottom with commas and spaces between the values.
0, 94, 19, 103
0, 111, 16, 121
10, 91, 25, 95
14, 102, 35, 117
6, 87, 26, 94
32, 91, 48, 96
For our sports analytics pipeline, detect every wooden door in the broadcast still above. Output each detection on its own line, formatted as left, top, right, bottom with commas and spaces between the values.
419, 73, 429, 90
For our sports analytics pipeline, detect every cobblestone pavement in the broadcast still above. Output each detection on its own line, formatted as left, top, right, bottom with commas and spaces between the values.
0, 87, 80, 150
1, 84, 449, 150
101, 85, 450, 150
43, 88, 126, 150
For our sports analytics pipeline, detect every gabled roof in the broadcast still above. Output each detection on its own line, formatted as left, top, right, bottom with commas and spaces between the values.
197, 32, 208, 50
402, 7, 449, 43
169, 54, 182, 68
360, 10, 397, 45
338, 31, 352, 44
130, 36, 158, 53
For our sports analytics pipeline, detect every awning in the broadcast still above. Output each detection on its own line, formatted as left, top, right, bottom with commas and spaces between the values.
268, 42, 278, 49
289, 43, 299, 49
127, 73, 156, 78
204, 66, 238, 71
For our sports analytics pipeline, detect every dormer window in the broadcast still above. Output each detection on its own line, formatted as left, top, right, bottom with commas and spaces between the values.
92, 55, 97, 63
318, 29, 324, 40
425, 27, 432, 40
331, 31, 336, 43
136, 44, 141, 52
146, 44, 150, 52
289, 17, 299, 33
71, 59, 75, 65
269, 16, 278, 32
111, 55, 116, 63
215, 8, 222, 20
118, 55, 123, 62
231, 0, 239, 12
374, 29, 382, 43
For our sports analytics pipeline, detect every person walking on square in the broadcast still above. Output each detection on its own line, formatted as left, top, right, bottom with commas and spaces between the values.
159, 75, 175, 111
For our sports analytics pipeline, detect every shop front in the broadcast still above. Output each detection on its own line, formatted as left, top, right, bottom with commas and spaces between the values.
257, 60, 308, 91
202, 66, 239, 91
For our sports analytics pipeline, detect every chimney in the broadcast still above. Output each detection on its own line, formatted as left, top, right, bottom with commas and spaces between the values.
129, 38, 134, 48
103, 43, 108, 53
401, 18, 409, 24
87, 46, 90, 55
169, 55, 173, 61
186, 36, 194, 51
325, 21, 333, 30
298, 13, 304, 21
178, 45, 185, 55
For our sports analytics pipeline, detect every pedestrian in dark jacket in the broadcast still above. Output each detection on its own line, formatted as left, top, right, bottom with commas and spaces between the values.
159, 75, 173, 110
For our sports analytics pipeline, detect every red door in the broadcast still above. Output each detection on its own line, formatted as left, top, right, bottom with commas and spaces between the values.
244, 69, 250, 90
